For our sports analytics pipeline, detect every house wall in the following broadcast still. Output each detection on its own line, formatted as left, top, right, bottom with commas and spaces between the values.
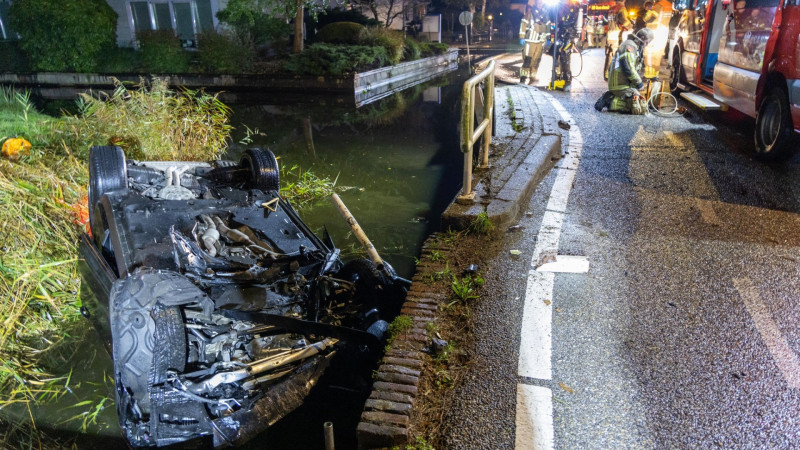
107, 0, 135, 47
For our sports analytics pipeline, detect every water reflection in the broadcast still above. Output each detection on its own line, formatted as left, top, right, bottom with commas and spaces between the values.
228, 76, 465, 278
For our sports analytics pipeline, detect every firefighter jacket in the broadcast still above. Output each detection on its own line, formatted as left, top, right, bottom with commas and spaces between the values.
608, 39, 643, 91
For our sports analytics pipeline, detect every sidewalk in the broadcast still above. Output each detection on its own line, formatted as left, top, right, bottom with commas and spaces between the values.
355, 52, 565, 448
443, 52, 565, 231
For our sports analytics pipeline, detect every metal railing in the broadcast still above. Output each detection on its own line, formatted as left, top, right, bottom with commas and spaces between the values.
458, 60, 495, 204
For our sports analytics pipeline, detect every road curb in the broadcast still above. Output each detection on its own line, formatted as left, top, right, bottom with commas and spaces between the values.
356, 65, 564, 448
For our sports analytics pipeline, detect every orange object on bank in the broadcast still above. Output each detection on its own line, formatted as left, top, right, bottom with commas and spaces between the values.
2, 138, 32, 161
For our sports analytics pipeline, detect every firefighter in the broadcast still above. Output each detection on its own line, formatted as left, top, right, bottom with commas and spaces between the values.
604, 0, 633, 81
551, 2, 581, 91
635, 0, 659, 31
519, 3, 548, 84
595, 28, 654, 114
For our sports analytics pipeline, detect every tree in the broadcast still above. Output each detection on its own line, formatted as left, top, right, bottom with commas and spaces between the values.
217, 0, 329, 53
9, 0, 117, 72
349, 0, 431, 29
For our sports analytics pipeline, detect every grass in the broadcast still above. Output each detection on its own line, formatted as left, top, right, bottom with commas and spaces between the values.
384, 315, 413, 352
467, 211, 494, 235
506, 88, 524, 133
449, 273, 484, 303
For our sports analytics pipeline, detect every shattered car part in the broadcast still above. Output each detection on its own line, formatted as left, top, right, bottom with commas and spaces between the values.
78, 146, 409, 447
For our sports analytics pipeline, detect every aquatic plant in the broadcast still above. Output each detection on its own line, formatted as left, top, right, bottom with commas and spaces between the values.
72, 78, 232, 161
280, 164, 338, 206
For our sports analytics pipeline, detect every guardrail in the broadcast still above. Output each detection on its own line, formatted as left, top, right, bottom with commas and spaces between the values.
458, 60, 495, 204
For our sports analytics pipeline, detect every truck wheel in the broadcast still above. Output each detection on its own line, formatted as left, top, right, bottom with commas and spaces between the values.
668, 49, 683, 94
88, 146, 127, 237
241, 147, 280, 192
754, 87, 795, 161
110, 269, 187, 418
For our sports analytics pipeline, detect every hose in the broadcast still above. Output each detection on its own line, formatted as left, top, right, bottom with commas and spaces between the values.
647, 90, 684, 118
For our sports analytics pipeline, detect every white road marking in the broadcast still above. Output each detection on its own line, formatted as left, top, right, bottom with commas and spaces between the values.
516, 93, 582, 450
516, 384, 555, 450
733, 278, 800, 389
536, 255, 590, 273
519, 270, 554, 379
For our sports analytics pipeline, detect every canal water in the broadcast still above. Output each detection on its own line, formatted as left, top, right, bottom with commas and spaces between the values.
2, 70, 468, 448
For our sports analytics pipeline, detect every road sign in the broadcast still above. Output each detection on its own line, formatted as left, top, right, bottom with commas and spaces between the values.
459, 11, 473, 26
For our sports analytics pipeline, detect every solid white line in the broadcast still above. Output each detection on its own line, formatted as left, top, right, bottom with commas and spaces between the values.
516, 384, 555, 450
536, 255, 590, 273
519, 270, 554, 379
516, 93, 581, 449
733, 278, 800, 388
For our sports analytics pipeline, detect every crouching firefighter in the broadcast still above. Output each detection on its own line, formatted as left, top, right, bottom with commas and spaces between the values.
594, 28, 653, 114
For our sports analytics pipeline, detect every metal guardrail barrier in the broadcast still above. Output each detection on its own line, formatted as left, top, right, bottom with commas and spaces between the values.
458, 59, 495, 204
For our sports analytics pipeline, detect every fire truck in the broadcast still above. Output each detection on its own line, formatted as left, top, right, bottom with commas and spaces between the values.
667, 0, 800, 160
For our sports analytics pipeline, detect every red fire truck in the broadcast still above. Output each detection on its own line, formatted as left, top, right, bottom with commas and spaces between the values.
667, 0, 800, 160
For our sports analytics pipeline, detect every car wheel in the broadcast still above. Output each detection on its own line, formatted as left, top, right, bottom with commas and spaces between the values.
668, 49, 683, 94
754, 87, 795, 162
110, 269, 187, 421
88, 146, 127, 237
241, 147, 280, 192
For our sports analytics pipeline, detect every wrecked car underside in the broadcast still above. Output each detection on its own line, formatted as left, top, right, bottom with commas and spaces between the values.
78, 146, 406, 447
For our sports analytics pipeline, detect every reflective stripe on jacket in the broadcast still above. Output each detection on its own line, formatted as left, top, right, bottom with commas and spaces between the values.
608, 46, 642, 91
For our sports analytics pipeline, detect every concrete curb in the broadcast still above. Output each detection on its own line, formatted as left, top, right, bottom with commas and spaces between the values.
356, 55, 564, 448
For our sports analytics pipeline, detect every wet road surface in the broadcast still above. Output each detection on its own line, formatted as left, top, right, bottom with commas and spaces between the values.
443, 48, 800, 449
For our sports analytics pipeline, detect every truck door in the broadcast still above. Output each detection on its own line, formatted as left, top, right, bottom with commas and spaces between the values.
713, 0, 779, 117
681, 0, 709, 85
699, 0, 728, 83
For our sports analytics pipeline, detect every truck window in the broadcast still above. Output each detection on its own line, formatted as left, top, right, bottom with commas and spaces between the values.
718, 0, 777, 70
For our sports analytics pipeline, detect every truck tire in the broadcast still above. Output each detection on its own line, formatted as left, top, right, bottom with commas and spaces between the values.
668, 49, 684, 94
241, 148, 280, 192
88, 146, 127, 237
110, 269, 187, 417
754, 87, 795, 161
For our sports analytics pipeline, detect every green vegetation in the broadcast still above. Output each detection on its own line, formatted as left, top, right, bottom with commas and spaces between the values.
9, 0, 116, 72
285, 43, 390, 76
359, 27, 405, 65
74, 78, 231, 161
468, 211, 494, 235
216, 0, 291, 47
316, 22, 365, 45
450, 273, 484, 302
429, 250, 445, 262
384, 315, 414, 352
197, 31, 256, 74
137, 30, 191, 74
506, 88, 524, 133
279, 165, 338, 206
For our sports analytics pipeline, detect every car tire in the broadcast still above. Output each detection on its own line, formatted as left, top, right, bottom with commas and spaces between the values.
110, 269, 187, 418
241, 147, 280, 192
668, 49, 683, 94
88, 146, 127, 237
754, 87, 795, 162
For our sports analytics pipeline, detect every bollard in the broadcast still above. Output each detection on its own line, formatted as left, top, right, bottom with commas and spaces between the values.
324, 421, 335, 450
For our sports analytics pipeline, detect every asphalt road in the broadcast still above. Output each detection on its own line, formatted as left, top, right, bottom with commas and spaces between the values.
443, 48, 800, 449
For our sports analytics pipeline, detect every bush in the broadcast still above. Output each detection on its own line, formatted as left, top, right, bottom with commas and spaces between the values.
8, 0, 117, 72
197, 31, 255, 73
216, 0, 291, 47
74, 78, 232, 161
0, 41, 30, 72
285, 43, 389, 76
316, 22, 365, 45
419, 41, 450, 57
403, 37, 421, 62
359, 27, 404, 65
96, 48, 140, 73
137, 30, 190, 73
316, 7, 381, 28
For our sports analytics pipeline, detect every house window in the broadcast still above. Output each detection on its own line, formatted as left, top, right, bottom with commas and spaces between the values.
129, 0, 215, 46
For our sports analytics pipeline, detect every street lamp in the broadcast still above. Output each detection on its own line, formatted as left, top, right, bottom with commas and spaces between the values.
487, 14, 493, 42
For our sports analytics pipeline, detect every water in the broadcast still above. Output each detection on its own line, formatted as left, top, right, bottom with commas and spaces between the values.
2, 71, 468, 447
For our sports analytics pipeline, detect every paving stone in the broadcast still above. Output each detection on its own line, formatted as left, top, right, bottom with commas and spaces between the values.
380, 364, 422, 377
357, 422, 407, 449
364, 398, 413, 415
361, 411, 410, 427
370, 390, 414, 404
373, 381, 419, 396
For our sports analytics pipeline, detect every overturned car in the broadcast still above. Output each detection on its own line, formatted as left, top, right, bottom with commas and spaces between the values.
78, 146, 408, 447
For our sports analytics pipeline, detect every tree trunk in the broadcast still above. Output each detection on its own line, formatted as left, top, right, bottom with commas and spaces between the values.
293, 0, 304, 53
